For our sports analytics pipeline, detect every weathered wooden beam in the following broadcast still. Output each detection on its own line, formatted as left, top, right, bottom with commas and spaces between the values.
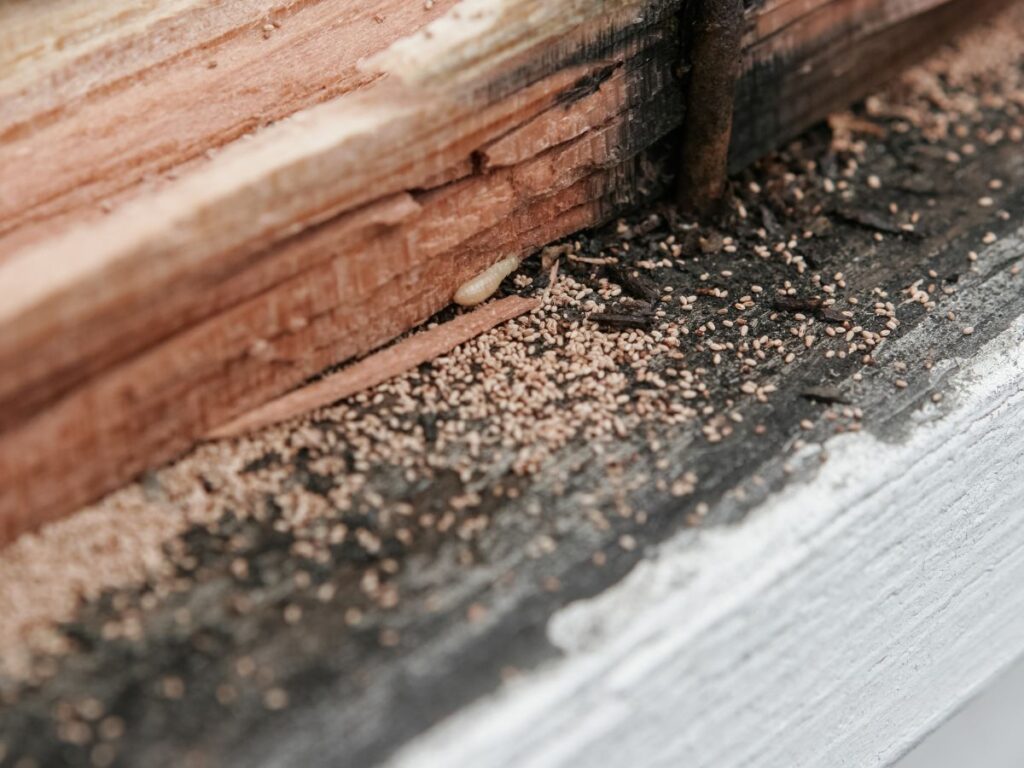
0, 0, 457, 241
0, 0, 682, 543
0, 0, 1010, 542
729, 0, 1011, 170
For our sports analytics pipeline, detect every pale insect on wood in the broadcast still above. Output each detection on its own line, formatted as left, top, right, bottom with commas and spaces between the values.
453, 255, 523, 306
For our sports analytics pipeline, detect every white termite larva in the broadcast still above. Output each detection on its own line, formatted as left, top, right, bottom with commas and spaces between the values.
453, 255, 521, 306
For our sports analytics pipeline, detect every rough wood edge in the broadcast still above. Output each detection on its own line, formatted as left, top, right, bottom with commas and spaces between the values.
209, 295, 541, 440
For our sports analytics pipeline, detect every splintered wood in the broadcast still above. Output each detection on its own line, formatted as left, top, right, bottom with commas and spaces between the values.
0, 0, 455, 242
0, 0, 681, 543
210, 295, 540, 439
0, 0, 1009, 543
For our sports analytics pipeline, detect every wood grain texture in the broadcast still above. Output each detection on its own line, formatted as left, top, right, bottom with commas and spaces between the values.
0, 0, 682, 543
729, 0, 1010, 169
0, 0, 457, 241
210, 295, 541, 439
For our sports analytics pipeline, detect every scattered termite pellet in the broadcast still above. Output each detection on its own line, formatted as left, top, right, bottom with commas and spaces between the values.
161, 676, 185, 700
216, 684, 238, 706
263, 688, 289, 711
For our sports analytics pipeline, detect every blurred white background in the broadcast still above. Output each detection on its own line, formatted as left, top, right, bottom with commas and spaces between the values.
898, 653, 1024, 767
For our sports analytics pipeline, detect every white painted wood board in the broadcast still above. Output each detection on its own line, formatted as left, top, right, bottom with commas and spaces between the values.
388, 313, 1024, 768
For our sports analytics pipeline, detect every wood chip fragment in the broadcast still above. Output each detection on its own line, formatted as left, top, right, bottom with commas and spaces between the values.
589, 312, 654, 330
800, 386, 851, 405
209, 295, 540, 439
773, 296, 822, 313
833, 207, 919, 236
607, 264, 660, 303
817, 307, 849, 324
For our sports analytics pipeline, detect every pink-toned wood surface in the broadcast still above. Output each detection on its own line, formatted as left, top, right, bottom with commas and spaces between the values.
0, 0, 457, 243
0, 2, 679, 543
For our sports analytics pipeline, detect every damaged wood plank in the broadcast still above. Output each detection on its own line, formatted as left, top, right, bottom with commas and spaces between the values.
0, 0, 1011, 541
0, 0, 458, 242
729, 0, 1012, 170
0, 0, 683, 543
